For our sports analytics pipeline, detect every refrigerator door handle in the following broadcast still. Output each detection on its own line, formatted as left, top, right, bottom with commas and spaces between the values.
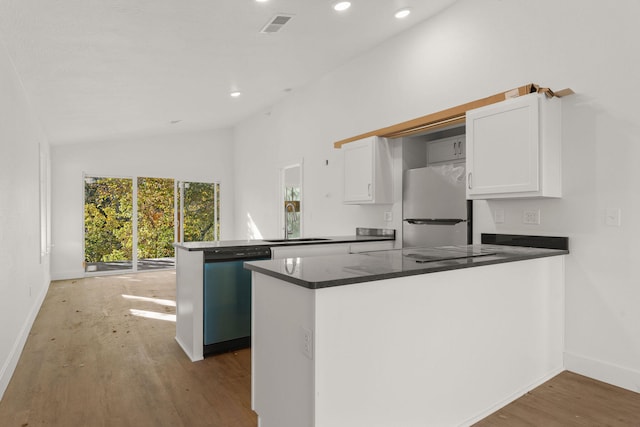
404, 218, 467, 225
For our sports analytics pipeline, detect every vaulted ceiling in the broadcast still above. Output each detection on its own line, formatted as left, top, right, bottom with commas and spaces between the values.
0, 0, 456, 145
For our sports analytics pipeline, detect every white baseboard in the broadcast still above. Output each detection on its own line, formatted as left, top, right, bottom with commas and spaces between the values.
461, 367, 565, 426
0, 279, 50, 400
51, 270, 85, 281
564, 351, 640, 393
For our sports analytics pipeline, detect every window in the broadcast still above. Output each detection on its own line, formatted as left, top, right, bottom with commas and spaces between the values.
282, 164, 302, 239
178, 181, 221, 242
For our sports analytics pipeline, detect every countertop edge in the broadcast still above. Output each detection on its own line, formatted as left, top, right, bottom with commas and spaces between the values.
174, 235, 395, 251
245, 248, 569, 290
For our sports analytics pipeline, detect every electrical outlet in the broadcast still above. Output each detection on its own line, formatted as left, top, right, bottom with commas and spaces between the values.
384, 211, 393, 222
523, 209, 540, 225
493, 208, 505, 224
301, 327, 313, 359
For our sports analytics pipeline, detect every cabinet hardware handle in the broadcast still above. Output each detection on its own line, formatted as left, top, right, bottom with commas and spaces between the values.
368, 183, 372, 197
453, 141, 457, 156
468, 172, 472, 189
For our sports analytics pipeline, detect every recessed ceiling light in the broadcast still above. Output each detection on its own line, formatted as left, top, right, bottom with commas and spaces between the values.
333, 2, 351, 12
230, 91, 242, 98
255, 0, 268, 3
395, 8, 411, 19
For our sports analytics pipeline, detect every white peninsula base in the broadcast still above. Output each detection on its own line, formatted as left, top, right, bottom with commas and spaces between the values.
251, 256, 565, 427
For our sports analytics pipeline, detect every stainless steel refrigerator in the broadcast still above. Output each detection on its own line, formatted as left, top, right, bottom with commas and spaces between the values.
402, 165, 471, 248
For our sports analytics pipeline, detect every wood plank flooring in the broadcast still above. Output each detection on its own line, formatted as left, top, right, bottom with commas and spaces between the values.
473, 371, 640, 426
0, 271, 256, 427
1, 271, 639, 426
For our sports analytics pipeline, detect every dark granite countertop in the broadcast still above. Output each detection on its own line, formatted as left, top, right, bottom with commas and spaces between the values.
173, 228, 395, 252
245, 243, 569, 289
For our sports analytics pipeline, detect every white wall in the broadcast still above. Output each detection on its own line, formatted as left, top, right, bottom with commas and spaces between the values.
0, 41, 51, 399
232, 78, 404, 241
51, 129, 235, 280
234, 0, 640, 392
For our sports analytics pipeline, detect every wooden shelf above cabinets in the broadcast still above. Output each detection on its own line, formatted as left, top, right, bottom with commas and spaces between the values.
333, 83, 573, 149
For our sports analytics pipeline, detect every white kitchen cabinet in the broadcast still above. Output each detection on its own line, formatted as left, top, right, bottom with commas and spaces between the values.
251, 255, 565, 427
343, 136, 392, 204
427, 135, 465, 164
466, 93, 561, 199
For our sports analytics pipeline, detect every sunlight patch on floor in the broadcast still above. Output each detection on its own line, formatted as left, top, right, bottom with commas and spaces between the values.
122, 294, 176, 307
129, 308, 176, 322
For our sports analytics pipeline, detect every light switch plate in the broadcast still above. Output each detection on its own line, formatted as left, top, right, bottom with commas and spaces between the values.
605, 208, 621, 226
493, 208, 505, 224
384, 211, 393, 222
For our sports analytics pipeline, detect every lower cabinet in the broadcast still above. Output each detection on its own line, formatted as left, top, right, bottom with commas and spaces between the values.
252, 256, 565, 427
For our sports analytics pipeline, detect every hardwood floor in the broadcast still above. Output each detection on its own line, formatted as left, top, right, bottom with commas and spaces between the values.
474, 371, 640, 426
0, 271, 256, 427
1, 271, 639, 426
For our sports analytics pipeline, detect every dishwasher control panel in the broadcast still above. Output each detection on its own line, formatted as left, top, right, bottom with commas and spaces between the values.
204, 246, 272, 261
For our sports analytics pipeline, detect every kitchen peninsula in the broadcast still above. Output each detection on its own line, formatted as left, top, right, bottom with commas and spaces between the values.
246, 234, 569, 427
173, 229, 395, 362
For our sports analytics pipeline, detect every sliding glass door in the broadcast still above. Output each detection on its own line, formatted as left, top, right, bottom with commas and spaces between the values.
84, 176, 220, 274
84, 176, 134, 272
137, 177, 175, 271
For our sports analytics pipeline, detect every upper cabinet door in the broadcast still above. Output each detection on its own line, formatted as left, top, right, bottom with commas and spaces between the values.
344, 138, 374, 202
466, 93, 561, 199
427, 135, 465, 165
343, 136, 392, 204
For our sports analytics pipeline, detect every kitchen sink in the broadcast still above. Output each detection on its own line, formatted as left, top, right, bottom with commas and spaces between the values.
263, 238, 330, 243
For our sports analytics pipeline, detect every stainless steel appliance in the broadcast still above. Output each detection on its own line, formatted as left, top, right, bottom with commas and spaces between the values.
403, 165, 472, 248
203, 246, 272, 355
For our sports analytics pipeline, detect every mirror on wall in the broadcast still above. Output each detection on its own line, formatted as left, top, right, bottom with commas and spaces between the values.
281, 162, 302, 239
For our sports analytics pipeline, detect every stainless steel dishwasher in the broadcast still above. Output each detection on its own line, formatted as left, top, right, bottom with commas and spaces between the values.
203, 246, 272, 355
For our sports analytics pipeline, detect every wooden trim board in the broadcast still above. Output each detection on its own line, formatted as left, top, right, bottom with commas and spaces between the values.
333, 83, 573, 148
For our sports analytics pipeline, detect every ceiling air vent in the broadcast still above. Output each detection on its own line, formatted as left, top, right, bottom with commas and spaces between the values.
260, 14, 294, 34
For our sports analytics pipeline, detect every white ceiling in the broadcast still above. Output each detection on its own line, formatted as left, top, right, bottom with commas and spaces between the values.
0, 0, 456, 145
